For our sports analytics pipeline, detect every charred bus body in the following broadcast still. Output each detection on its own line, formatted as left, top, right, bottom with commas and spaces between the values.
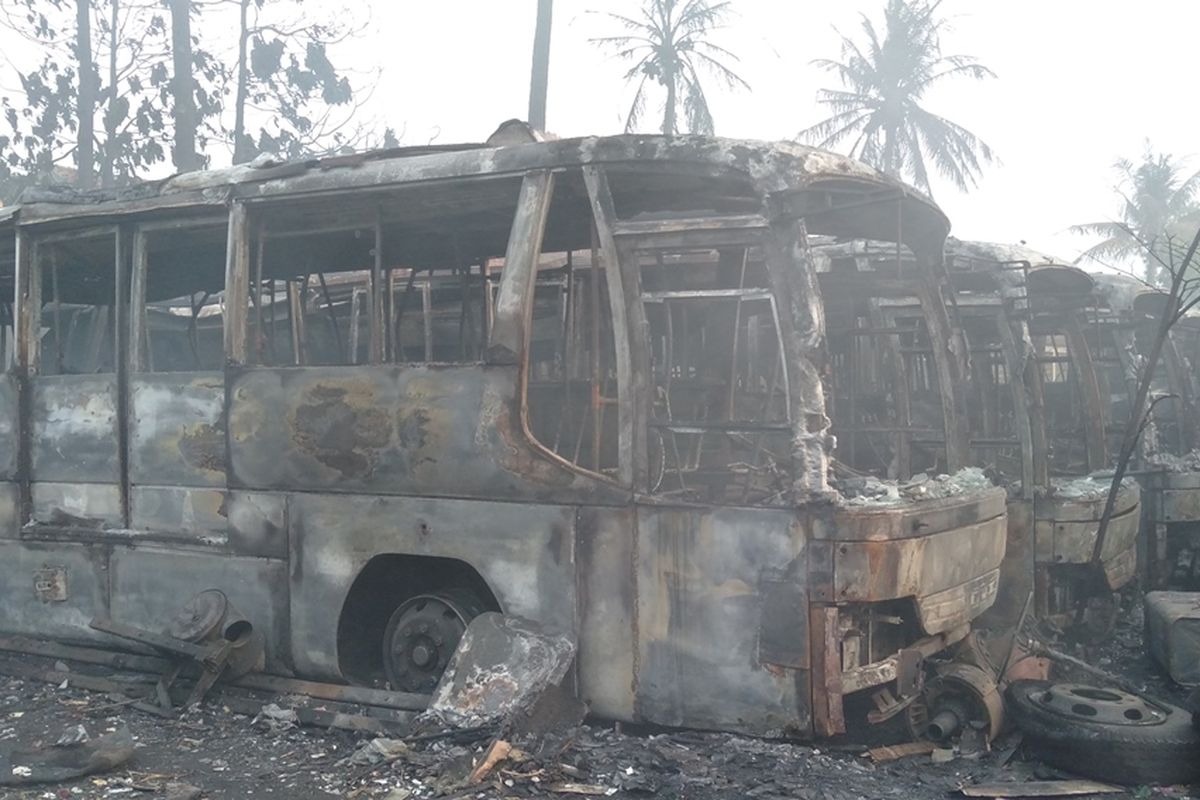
0, 133, 1006, 738
1089, 276, 1200, 589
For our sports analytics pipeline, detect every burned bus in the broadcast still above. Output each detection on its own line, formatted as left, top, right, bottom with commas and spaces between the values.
1089, 275, 1200, 588
0, 131, 1006, 738
941, 245, 1140, 639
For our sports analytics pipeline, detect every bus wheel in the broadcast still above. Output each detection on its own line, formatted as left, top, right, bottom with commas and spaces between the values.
381, 588, 487, 693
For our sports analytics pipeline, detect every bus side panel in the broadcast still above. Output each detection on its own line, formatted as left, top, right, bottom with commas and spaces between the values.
634, 506, 811, 736
226, 366, 626, 505
286, 493, 578, 681
575, 506, 637, 721
31, 375, 121, 527
108, 547, 290, 672
0, 373, 17, 478
0, 540, 110, 642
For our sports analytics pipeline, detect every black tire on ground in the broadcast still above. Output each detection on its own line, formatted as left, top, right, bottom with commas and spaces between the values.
1006, 680, 1200, 786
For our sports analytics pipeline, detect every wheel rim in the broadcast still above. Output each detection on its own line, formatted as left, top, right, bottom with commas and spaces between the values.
382, 590, 483, 693
1027, 683, 1168, 727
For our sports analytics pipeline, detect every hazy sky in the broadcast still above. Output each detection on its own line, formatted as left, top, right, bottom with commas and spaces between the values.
349, 0, 1196, 264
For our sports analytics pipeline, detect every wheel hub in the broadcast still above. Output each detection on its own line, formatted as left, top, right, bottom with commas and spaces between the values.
382, 590, 484, 693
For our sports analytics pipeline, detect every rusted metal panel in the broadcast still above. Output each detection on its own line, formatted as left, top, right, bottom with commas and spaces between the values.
1144, 591, 1200, 686
227, 365, 626, 504
128, 373, 226, 487
0, 481, 19, 539
0, 540, 110, 643
286, 492, 577, 680
1046, 489, 1141, 565
1159, 488, 1200, 522
574, 506, 637, 721
108, 546, 290, 673
828, 488, 1007, 541
832, 516, 1006, 603
810, 605, 844, 737
30, 482, 122, 527
127, 487, 285, 558
634, 505, 810, 735
31, 375, 120, 483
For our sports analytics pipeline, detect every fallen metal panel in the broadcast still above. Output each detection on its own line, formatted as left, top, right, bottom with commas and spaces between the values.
30, 481, 122, 527
1145, 591, 1200, 686
227, 365, 627, 504
634, 505, 809, 735
0, 540, 110, 643
31, 375, 120, 482
574, 506, 637, 721
108, 546, 290, 673
0, 374, 18, 480
128, 373, 226, 487
286, 492, 578, 681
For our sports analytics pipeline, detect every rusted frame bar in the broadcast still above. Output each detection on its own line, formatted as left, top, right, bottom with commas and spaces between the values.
421, 281, 434, 363
915, 282, 972, 471
288, 279, 308, 365
14, 229, 37, 527
223, 203, 251, 365
113, 226, 132, 527
1063, 316, 1108, 471
871, 303, 913, 478
810, 605, 845, 737
992, 307, 1036, 497
488, 170, 555, 363
370, 207, 385, 364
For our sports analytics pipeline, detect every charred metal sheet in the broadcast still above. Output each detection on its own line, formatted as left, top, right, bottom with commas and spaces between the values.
31, 375, 120, 483
0, 541, 109, 643
128, 487, 285, 557
758, 577, 810, 669
983, 499, 1035, 630
108, 546, 290, 673
916, 570, 1000, 634
428, 612, 576, 728
227, 365, 627, 504
574, 506, 637, 721
0, 374, 18, 479
635, 505, 809, 736
1040, 489, 1141, 565
129, 373, 226, 487
286, 492, 576, 680
1144, 591, 1200, 686
832, 516, 1006, 604
0, 482, 18, 539
30, 481, 122, 528
1101, 546, 1137, 590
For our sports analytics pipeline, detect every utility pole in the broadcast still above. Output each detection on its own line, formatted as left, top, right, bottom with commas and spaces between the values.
528, 0, 553, 130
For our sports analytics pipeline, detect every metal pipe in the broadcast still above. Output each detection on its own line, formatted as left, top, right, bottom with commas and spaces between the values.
927, 708, 961, 741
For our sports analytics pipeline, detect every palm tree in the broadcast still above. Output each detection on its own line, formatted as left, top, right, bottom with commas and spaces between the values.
591, 0, 749, 136
798, 0, 995, 195
1072, 144, 1200, 286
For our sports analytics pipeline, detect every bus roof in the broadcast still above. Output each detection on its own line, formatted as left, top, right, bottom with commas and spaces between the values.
8, 133, 948, 255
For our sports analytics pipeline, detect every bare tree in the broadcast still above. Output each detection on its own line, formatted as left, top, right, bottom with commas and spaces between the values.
1081, 225, 1200, 619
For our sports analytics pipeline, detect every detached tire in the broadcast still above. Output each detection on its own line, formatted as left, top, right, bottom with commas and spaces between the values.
1006, 680, 1200, 786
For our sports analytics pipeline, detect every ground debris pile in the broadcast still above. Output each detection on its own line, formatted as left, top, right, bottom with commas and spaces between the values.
837, 466, 995, 506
